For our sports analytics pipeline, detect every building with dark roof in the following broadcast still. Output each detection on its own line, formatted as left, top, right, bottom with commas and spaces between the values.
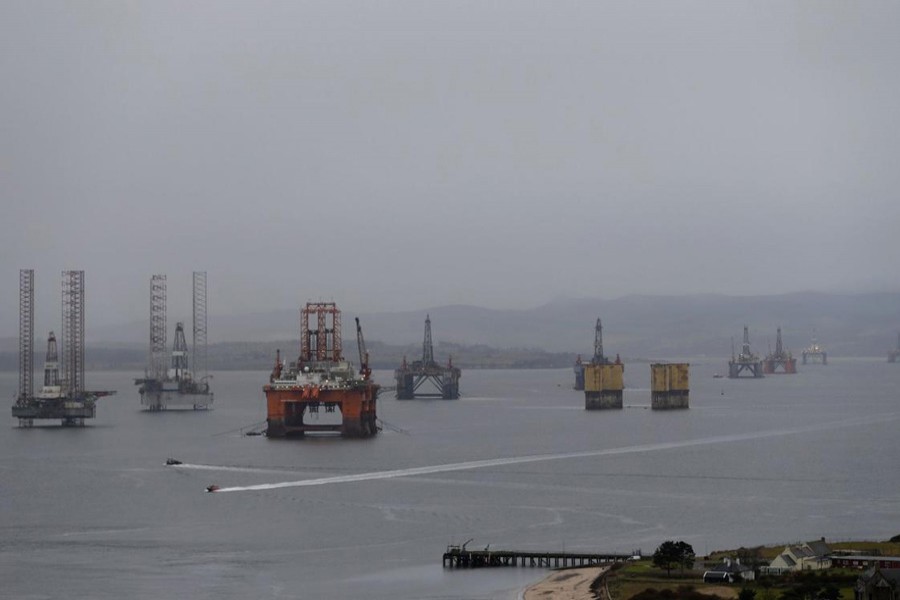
855, 568, 900, 600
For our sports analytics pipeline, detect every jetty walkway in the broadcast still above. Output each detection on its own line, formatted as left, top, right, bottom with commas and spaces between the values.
442, 546, 632, 569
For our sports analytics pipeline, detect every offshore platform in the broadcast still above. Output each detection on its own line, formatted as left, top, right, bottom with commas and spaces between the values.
581, 320, 624, 410
762, 327, 797, 374
135, 273, 212, 411
264, 302, 379, 437
394, 315, 461, 399
12, 270, 115, 427
802, 335, 827, 365
650, 363, 689, 409
728, 325, 764, 378
889, 333, 900, 363
574, 318, 611, 390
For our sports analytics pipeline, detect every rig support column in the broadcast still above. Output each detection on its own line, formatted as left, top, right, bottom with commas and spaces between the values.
651, 363, 689, 409
584, 362, 624, 409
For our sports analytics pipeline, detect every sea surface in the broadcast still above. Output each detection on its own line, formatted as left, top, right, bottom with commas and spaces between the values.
3, 359, 900, 599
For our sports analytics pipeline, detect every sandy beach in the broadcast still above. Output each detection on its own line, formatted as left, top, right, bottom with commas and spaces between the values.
523, 566, 608, 600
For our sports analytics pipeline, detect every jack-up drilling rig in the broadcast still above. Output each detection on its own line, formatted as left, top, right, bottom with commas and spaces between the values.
395, 315, 461, 399
12, 270, 115, 426
135, 272, 213, 410
762, 327, 797, 374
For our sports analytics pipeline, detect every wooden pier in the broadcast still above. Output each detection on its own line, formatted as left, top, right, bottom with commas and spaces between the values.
442, 546, 632, 569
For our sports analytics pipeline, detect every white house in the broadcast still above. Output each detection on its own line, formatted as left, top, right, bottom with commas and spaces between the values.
762, 540, 832, 575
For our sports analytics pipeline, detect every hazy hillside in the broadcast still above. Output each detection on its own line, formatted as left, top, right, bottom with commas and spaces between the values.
2, 292, 899, 365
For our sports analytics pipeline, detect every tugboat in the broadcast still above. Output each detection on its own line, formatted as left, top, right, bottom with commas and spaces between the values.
165, 458, 182, 466
206, 485, 220, 493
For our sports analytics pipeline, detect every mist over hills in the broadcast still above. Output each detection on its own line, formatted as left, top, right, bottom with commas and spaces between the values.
2, 292, 899, 367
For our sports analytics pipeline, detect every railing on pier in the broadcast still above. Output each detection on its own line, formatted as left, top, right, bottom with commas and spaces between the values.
442, 547, 632, 569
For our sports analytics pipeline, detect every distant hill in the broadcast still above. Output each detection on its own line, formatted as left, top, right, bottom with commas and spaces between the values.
1, 292, 899, 369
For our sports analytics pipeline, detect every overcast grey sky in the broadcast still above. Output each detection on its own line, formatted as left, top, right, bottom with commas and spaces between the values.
2, 1, 899, 336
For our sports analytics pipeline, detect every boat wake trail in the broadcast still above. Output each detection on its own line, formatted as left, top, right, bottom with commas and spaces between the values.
175, 464, 294, 475
213, 413, 897, 493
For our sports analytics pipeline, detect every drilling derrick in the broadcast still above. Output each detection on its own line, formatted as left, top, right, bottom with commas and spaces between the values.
171, 323, 189, 379
593, 319, 606, 364
394, 315, 462, 400
301, 302, 342, 364
889, 333, 900, 363
44, 332, 59, 387
136, 273, 213, 411
265, 302, 379, 438
727, 325, 764, 378
803, 335, 827, 365
12, 270, 115, 427
762, 327, 797, 374
574, 318, 611, 390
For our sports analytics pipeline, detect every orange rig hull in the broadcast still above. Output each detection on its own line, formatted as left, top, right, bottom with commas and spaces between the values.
264, 383, 379, 438
762, 357, 797, 374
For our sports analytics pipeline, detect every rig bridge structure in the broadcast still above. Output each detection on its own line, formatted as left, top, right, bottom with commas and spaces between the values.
395, 315, 461, 399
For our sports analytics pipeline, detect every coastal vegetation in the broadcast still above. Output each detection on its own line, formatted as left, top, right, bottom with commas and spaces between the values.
603, 538, 900, 600
653, 540, 697, 576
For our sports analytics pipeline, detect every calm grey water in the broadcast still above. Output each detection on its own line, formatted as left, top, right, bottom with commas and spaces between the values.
3, 359, 900, 599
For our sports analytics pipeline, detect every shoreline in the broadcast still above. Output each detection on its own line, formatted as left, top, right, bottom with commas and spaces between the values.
522, 565, 609, 600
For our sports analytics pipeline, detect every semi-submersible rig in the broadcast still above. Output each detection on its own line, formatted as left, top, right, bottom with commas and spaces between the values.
762, 327, 797, 374
264, 302, 379, 438
135, 273, 212, 411
394, 315, 461, 400
574, 318, 611, 390
12, 269, 115, 426
728, 325, 764, 378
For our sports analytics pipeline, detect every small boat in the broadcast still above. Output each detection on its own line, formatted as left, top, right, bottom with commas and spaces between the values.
713, 373, 724, 379
165, 458, 182, 466
206, 484, 220, 493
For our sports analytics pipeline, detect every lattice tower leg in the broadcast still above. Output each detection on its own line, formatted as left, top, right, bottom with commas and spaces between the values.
19, 269, 34, 401
150, 275, 167, 378
192, 271, 207, 378
62, 270, 85, 395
